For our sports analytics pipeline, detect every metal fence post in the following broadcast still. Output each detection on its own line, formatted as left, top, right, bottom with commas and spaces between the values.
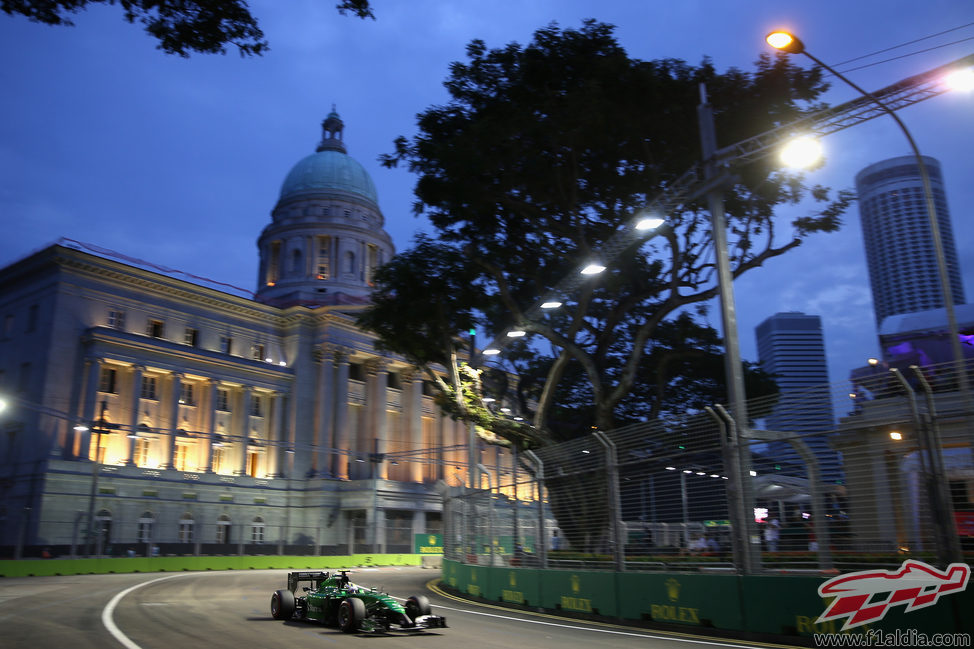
713, 404, 761, 573
594, 432, 625, 572
910, 366, 963, 564
525, 450, 546, 569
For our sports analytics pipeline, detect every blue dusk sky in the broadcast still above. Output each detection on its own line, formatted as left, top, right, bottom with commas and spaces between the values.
1, 1, 972, 403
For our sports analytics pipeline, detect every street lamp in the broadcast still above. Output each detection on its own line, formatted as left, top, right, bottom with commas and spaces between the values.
84, 400, 117, 557
766, 30, 969, 400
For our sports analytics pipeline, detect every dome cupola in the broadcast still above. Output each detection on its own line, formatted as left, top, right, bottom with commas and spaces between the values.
256, 108, 394, 308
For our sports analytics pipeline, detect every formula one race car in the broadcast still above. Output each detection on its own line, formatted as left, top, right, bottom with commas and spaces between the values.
270, 570, 447, 633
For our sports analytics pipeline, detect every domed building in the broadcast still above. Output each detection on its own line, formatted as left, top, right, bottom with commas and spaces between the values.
257, 109, 395, 307
0, 111, 484, 558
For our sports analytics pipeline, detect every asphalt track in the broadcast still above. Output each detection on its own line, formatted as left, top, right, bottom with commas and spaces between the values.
0, 566, 799, 649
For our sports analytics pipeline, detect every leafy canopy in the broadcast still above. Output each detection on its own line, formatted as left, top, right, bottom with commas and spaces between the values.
365, 20, 851, 447
1, 0, 374, 56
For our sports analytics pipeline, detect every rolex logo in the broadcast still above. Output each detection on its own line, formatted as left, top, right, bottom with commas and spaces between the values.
666, 577, 681, 602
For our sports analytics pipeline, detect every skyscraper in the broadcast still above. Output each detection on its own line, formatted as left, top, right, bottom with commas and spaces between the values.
855, 155, 966, 327
755, 312, 840, 482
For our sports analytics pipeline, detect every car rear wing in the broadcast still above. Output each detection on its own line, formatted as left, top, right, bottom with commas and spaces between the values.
286, 571, 331, 593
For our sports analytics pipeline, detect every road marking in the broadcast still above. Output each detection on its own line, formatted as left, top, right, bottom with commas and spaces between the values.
102, 573, 193, 649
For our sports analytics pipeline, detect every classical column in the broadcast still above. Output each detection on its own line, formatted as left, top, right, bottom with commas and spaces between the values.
125, 365, 144, 466
163, 373, 182, 469
404, 369, 424, 483
314, 346, 335, 476
204, 379, 218, 473
331, 349, 351, 479
237, 386, 253, 475
268, 391, 286, 477
366, 359, 389, 480
80, 357, 101, 459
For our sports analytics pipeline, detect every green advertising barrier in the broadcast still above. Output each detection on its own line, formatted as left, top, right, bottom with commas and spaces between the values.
497, 567, 542, 606
0, 554, 423, 578
617, 571, 745, 629
414, 533, 443, 554
541, 569, 618, 616
441, 560, 972, 640
741, 573, 971, 638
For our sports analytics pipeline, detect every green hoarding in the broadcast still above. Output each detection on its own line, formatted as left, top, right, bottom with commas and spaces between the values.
414, 533, 443, 554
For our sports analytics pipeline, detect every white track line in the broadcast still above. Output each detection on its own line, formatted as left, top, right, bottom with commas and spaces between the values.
102, 573, 193, 649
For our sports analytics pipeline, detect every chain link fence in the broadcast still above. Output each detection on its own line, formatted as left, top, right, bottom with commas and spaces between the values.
446, 359, 974, 573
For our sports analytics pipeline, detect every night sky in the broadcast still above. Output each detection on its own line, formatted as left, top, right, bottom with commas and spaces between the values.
1, 0, 972, 402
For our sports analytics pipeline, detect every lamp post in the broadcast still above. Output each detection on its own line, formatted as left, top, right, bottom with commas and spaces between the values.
766, 31, 970, 402
768, 31, 968, 565
84, 400, 114, 557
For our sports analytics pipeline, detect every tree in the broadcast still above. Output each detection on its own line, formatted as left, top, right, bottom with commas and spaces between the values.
1, 0, 374, 56
361, 21, 851, 549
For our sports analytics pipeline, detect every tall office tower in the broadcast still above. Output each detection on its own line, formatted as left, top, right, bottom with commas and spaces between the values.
755, 312, 840, 482
855, 155, 966, 327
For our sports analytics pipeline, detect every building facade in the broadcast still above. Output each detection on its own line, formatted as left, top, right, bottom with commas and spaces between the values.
755, 312, 841, 483
855, 155, 966, 327
0, 112, 496, 557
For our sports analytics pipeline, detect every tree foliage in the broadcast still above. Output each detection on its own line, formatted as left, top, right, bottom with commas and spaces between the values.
360, 20, 854, 551
365, 18, 850, 454
1, 0, 374, 56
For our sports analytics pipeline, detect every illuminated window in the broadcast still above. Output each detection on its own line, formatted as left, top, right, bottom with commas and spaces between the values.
173, 444, 189, 472
133, 437, 150, 466
141, 376, 158, 400
98, 367, 117, 394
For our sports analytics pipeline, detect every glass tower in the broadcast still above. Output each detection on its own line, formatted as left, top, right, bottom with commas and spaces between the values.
855, 155, 965, 327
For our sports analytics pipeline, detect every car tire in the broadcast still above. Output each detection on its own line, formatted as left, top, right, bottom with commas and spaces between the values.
338, 597, 365, 633
271, 589, 295, 620
405, 595, 431, 620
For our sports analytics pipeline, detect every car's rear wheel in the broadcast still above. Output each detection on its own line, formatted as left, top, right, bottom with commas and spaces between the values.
338, 597, 365, 633
271, 589, 295, 620
405, 595, 431, 620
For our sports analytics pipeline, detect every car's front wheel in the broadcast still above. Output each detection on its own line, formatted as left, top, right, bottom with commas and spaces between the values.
271, 589, 295, 620
338, 597, 365, 633
405, 594, 431, 620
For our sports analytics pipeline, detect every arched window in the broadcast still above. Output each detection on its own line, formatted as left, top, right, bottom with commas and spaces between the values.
138, 511, 154, 543
179, 513, 194, 543
251, 516, 265, 544
291, 248, 303, 275
216, 514, 232, 544
95, 509, 113, 548
345, 250, 356, 274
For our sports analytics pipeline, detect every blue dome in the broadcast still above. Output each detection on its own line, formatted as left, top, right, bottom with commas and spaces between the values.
279, 150, 378, 206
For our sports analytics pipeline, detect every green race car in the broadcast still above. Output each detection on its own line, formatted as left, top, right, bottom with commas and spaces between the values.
270, 570, 447, 633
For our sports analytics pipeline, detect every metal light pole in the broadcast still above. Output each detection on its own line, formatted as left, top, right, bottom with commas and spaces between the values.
698, 83, 760, 573
768, 30, 969, 566
766, 31, 970, 404
84, 401, 111, 558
